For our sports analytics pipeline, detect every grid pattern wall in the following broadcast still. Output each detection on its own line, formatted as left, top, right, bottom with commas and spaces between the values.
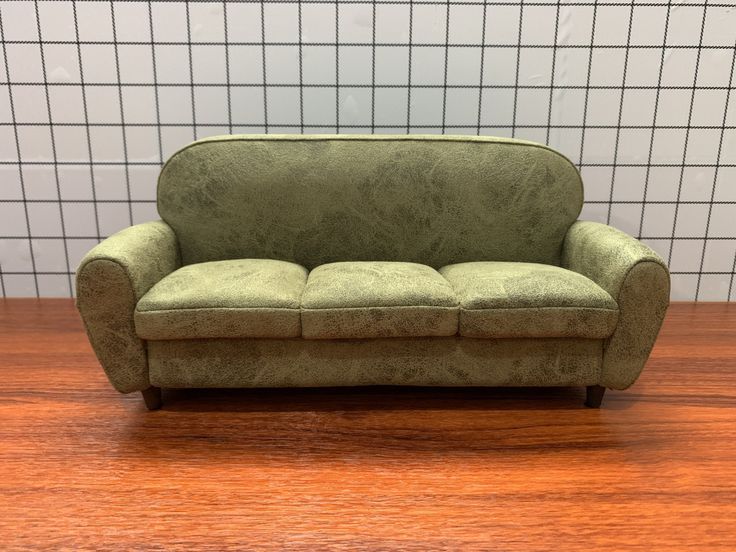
0, 0, 735, 300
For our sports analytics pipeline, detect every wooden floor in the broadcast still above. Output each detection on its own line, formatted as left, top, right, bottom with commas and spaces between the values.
1, 300, 735, 551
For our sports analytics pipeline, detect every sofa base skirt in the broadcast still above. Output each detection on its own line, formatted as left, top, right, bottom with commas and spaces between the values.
147, 336, 603, 389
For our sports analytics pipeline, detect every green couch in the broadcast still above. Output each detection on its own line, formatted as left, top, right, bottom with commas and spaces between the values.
76, 135, 670, 410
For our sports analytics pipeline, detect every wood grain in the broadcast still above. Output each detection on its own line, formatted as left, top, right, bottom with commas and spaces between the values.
0, 299, 734, 551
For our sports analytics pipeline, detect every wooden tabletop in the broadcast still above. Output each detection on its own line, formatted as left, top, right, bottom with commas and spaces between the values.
1, 299, 734, 551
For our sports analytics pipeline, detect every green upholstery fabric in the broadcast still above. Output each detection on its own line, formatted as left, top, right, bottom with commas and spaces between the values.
158, 135, 583, 269
562, 221, 670, 389
439, 262, 618, 338
135, 259, 308, 339
301, 261, 458, 339
75, 221, 180, 393
148, 337, 604, 389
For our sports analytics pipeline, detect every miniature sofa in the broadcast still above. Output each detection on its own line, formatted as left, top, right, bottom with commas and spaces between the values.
76, 135, 670, 410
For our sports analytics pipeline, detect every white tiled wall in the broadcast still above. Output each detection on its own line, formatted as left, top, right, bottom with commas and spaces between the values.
0, 0, 735, 300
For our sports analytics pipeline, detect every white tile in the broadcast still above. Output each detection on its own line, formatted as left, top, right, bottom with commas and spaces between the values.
121, 86, 157, 124
661, 48, 698, 87
17, 126, 54, 161
338, 4, 374, 43
520, 5, 557, 45
696, 49, 734, 87
32, 238, 69, 272
685, 129, 722, 165
708, 204, 736, 238
669, 273, 698, 301
590, 48, 626, 86
265, 87, 301, 125
374, 46, 409, 85
0, 203, 28, 236
640, 203, 676, 237
301, 4, 336, 43
125, 127, 160, 163
412, 47, 446, 85
303, 88, 337, 126
549, 88, 585, 126
339, 87, 372, 126
580, 166, 613, 201
96, 203, 132, 236
68, 239, 100, 274
701, 240, 736, 273
702, 7, 736, 47
158, 86, 193, 124
191, 45, 227, 83
585, 89, 622, 126
646, 167, 681, 202
446, 48, 482, 86
53, 126, 89, 163
0, 167, 23, 200
713, 167, 736, 202
85, 86, 121, 124
557, 6, 594, 46
230, 87, 265, 125
2, 275, 37, 297
514, 127, 547, 144
666, 6, 704, 47
650, 128, 686, 164
58, 165, 94, 201
22, 165, 57, 200
445, 89, 480, 127
228, 45, 264, 84
483, 48, 518, 86
131, 202, 160, 226
373, 88, 408, 125
553, 49, 590, 86
654, 89, 691, 126
479, 88, 515, 126
410, 88, 444, 126
720, 129, 736, 164
690, 89, 729, 127
0, 127, 19, 161
0, 85, 11, 123
630, 6, 668, 46
113, 2, 151, 42
625, 49, 662, 87
43, 44, 81, 84
0, 238, 33, 272
680, 167, 716, 202
129, 166, 160, 201
89, 127, 125, 162
611, 166, 648, 201
225, 3, 262, 43
48, 85, 84, 124
579, 203, 609, 224
151, 3, 188, 42
518, 48, 552, 86
581, 128, 618, 164
593, 6, 630, 45
76, 1, 114, 42
608, 203, 643, 237
485, 5, 520, 44
194, 86, 229, 124
375, 4, 410, 43
27, 203, 63, 236
620, 89, 657, 126
338, 46, 371, 85
674, 204, 709, 237
304, 46, 336, 85
160, 126, 195, 160
80, 45, 118, 83
11, 86, 48, 124
697, 274, 732, 301
616, 129, 651, 164
449, 5, 485, 45
37, 274, 71, 297
412, 4, 447, 45
189, 2, 225, 42
118, 45, 155, 84
1, 2, 39, 41
263, 3, 299, 43
62, 203, 99, 237
6, 44, 44, 83
514, 88, 549, 126
92, 165, 128, 201
547, 128, 582, 160
264, 46, 300, 84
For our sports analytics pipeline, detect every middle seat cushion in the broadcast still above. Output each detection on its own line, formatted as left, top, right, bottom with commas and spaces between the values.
301, 261, 459, 339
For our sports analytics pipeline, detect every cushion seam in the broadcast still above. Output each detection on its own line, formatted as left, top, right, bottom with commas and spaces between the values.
301, 305, 459, 312
460, 306, 618, 312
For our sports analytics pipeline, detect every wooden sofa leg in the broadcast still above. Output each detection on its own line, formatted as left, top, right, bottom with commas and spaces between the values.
585, 385, 606, 408
141, 386, 162, 410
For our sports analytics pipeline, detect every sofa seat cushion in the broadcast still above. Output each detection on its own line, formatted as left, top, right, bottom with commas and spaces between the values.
439, 262, 618, 339
301, 261, 459, 339
135, 259, 308, 339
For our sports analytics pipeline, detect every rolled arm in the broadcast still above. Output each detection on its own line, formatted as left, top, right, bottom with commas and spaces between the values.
76, 221, 181, 393
562, 221, 670, 389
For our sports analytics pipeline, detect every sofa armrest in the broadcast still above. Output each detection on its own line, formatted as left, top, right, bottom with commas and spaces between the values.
76, 221, 181, 393
562, 221, 670, 389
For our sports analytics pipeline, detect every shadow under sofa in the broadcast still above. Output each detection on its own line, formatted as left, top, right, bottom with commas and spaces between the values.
75, 135, 670, 410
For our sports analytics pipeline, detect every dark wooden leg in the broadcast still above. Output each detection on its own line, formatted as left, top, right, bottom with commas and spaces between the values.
585, 385, 606, 408
141, 386, 162, 410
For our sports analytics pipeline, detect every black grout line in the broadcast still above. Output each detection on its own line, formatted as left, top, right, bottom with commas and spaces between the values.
223, 0, 232, 135
148, 2, 164, 164
544, 0, 561, 146
185, 0, 197, 140
370, 0, 376, 133
511, 0, 523, 138
0, 7, 39, 297
260, 0, 268, 133
667, 5, 708, 268
1, 1, 733, 7
695, 41, 736, 300
476, 0, 488, 136
440, 0, 450, 133
605, 0, 634, 226
577, 0, 599, 166
406, 0, 413, 133
638, 0, 672, 238
33, 0, 73, 297
335, 0, 339, 132
729, 252, 736, 301
109, 1, 134, 228
298, 0, 304, 133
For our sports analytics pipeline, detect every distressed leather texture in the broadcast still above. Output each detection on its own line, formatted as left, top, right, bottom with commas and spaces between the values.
74, 135, 670, 395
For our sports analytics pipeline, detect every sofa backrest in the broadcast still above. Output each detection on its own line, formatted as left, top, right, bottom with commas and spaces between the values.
157, 135, 583, 269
